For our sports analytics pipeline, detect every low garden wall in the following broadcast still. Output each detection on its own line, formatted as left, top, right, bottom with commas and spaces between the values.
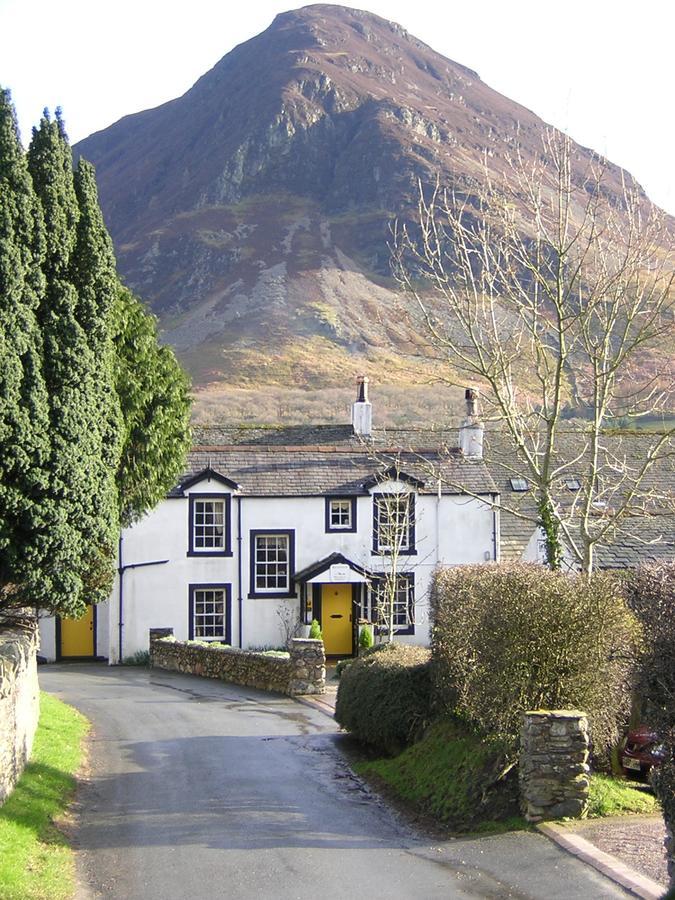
149, 631, 325, 696
0, 624, 40, 805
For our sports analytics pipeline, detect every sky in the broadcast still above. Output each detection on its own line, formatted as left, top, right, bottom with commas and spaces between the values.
1, 0, 674, 214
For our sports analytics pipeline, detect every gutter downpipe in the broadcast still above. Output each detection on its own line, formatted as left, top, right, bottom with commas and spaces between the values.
117, 535, 169, 664
237, 496, 243, 648
492, 493, 500, 562
118, 536, 123, 664
436, 477, 442, 565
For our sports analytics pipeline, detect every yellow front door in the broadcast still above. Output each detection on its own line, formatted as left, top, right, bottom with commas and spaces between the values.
321, 584, 353, 656
60, 606, 95, 658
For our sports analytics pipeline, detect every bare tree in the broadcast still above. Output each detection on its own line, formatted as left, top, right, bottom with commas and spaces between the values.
369, 476, 417, 642
275, 598, 303, 647
392, 130, 674, 573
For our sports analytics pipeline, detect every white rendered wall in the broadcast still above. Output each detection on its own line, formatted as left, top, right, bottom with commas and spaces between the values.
104, 479, 497, 660
38, 616, 56, 661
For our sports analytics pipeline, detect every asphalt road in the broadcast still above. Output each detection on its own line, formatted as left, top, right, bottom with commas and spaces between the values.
40, 664, 631, 900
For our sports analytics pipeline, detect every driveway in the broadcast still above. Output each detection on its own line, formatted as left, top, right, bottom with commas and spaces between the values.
40, 665, 631, 900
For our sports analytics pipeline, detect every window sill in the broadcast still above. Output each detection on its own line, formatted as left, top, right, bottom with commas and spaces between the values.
371, 548, 417, 557
376, 625, 415, 636
247, 591, 297, 600
325, 526, 357, 534
187, 550, 233, 558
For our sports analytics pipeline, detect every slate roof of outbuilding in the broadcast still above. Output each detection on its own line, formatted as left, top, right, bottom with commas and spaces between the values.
172, 425, 496, 497
481, 430, 675, 569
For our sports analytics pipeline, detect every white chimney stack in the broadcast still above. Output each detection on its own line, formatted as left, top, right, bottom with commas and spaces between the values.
352, 375, 372, 437
459, 388, 484, 459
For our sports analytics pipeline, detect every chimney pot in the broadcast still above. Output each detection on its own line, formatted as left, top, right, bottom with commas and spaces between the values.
352, 375, 372, 437
465, 387, 479, 418
460, 387, 484, 458
356, 374, 369, 403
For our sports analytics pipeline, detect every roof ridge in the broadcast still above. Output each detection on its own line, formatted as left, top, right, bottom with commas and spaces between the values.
191, 444, 464, 454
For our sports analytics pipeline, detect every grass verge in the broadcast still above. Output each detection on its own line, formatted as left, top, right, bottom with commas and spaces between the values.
354, 719, 525, 833
0, 691, 89, 900
587, 773, 660, 817
353, 720, 661, 833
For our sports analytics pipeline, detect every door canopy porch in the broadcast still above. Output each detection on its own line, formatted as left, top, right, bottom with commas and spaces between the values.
293, 552, 370, 585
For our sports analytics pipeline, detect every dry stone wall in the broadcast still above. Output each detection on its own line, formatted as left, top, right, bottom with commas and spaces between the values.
520, 710, 590, 822
0, 624, 40, 805
149, 632, 325, 696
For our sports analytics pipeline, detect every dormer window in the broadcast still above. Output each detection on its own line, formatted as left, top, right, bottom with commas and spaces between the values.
325, 497, 357, 533
188, 494, 232, 556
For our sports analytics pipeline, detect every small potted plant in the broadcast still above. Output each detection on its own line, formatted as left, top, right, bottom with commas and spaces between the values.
309, 619, 323, 640
358, 623, 374, 655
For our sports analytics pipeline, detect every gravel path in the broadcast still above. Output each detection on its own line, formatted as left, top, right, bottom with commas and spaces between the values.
570, 816, 668, 887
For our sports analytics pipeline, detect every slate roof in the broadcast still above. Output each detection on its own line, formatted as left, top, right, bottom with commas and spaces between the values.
171, 424, 496, 497
179, 422, 673, 568
482, 430, 675, 569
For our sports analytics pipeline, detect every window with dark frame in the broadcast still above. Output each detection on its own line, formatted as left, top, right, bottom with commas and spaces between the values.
325, 496, 357, 533
373, 492, 415, 554
188, 494, 231, 556
254, 533, 290, 592
194, 499, 224, 549
330, 499, 352, 528
191, 587, 227, 640
364, 573, 415, 635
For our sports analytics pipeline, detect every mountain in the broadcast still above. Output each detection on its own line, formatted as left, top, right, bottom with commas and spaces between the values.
74, 4, 652, 420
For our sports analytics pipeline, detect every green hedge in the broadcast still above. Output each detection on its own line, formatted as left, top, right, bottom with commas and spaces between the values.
431, 563, 640, 754
621, 562, 675, 731
335, 643, 431, 754
623, 563, 675, 888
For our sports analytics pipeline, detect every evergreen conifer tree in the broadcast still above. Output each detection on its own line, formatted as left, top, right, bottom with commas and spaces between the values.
71, 157, 123, 599
28, 112, 106, 614
1, 97, 191, 620
0, 89, 54, 612
112, 286, 191, 526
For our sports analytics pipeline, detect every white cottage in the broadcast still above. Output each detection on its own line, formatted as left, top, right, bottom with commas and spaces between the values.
39, 381, 499, 662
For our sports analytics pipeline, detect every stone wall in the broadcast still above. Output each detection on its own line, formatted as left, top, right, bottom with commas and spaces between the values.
520, 710, 590, 822
149, 632, 326, 696
0, 624, 40, 805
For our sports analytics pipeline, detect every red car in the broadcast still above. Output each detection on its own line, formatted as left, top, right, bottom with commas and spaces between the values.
620, 725, 665, 778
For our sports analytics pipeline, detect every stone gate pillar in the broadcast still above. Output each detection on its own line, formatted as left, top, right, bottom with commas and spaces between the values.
520, 710, 590, 822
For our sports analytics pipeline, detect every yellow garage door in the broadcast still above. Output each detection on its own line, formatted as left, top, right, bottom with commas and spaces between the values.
60, 606, 95, 658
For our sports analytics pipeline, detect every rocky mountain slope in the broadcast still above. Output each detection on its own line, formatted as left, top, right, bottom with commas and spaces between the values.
74, 4, 656, 418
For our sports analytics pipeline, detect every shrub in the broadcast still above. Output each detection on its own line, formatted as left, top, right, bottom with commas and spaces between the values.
653, 753, 675, 886
359, 624, 374, 650
621, 563, 675, 731
622, 563, 675, 887
335, 642, 431, 754
121, 650, 150, 666
431, 563, 641, 754
309, 619, 323, 640
335, 658, 354, 679
247, 644, 286, 653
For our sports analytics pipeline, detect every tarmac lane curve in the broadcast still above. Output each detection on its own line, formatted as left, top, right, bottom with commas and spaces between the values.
40, 664, 632, 900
